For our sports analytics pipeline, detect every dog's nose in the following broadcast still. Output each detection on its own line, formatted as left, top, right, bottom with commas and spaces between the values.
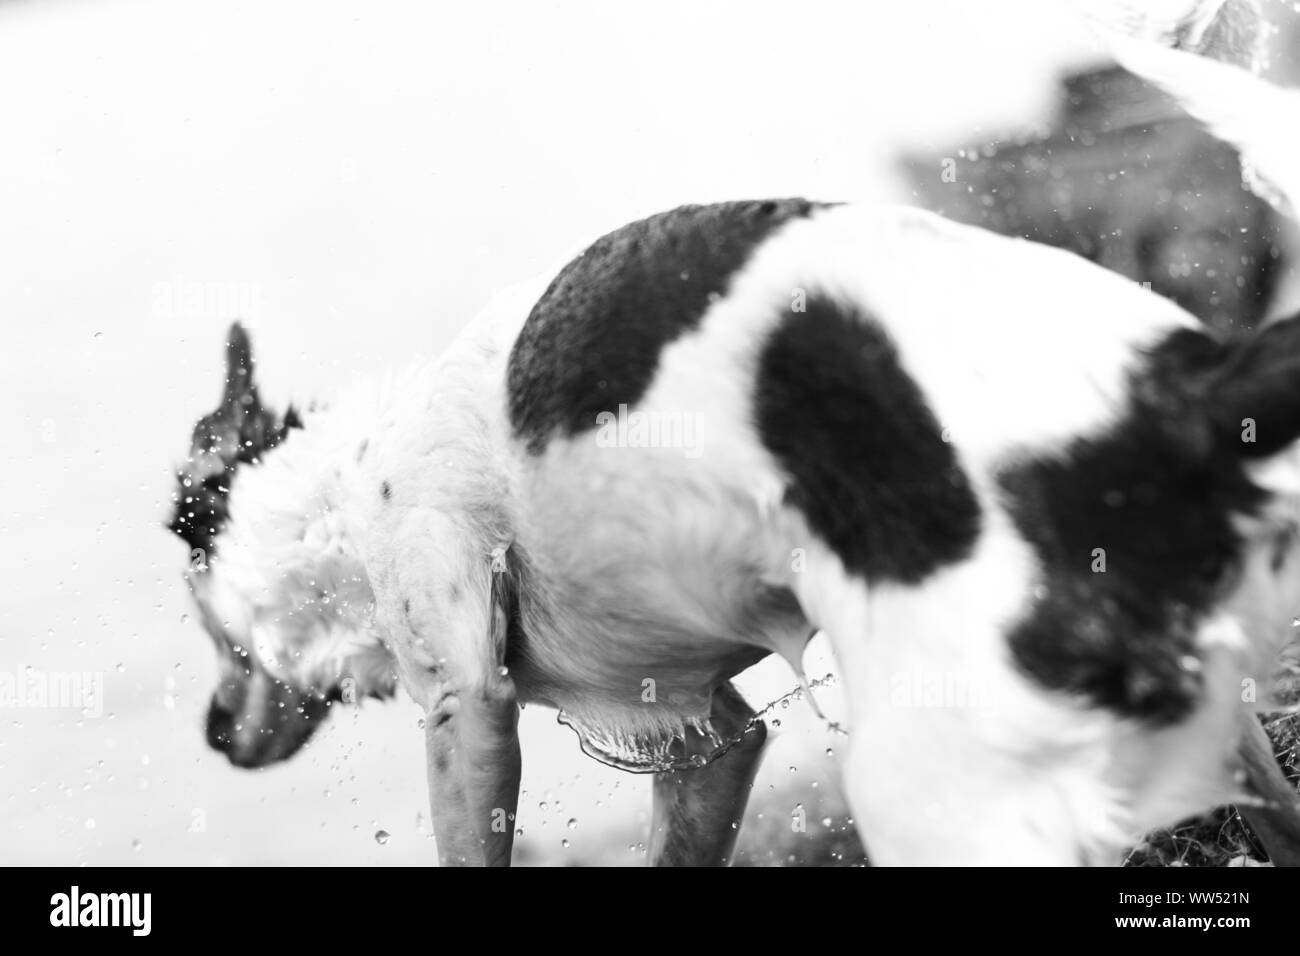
205, 696, 245, 759
204, 681, 331, 769
206, 694, 278, 768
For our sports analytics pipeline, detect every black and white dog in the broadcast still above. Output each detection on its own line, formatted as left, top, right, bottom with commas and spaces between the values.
169, 42, 1300, 865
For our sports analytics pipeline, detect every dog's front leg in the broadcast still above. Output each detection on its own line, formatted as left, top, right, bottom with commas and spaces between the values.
368, 513, 521, 866
423, 643, 521, 867
648, 682, 767, 867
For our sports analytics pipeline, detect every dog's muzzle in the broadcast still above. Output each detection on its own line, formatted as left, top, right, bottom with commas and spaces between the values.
205, 665, 337, 768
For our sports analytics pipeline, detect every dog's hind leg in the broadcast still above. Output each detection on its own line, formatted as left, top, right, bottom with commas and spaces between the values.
648, 682, 768, 867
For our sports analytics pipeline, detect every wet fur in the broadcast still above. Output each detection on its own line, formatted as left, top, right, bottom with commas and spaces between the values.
177, 201, 1300, 864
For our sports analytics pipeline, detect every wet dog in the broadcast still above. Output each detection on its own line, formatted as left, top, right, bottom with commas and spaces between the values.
169, 5, 1300, 864
170, 190, 1300, 864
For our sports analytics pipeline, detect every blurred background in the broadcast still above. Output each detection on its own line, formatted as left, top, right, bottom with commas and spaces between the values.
3, 0, 1298, 865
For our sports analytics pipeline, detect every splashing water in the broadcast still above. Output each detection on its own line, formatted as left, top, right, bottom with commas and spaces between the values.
556, 673, 846, 774
554, 712, 724, 773
746, 673, 848, 737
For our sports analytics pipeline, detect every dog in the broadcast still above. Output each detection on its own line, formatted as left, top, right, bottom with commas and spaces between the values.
170, 6, 1300, 864
170, 189, 1300, 864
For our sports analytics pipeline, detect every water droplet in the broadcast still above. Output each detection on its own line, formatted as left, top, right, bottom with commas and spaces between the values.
374, 830, 390, 845
566, 818, 577, 830
561, 839, 570, 848
131, 839, 142, 852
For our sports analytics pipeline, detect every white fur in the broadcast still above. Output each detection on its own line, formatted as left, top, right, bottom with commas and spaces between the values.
194, 379, 396, 698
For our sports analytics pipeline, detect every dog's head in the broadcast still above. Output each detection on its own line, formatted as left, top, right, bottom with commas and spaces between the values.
170, 323, 395, 768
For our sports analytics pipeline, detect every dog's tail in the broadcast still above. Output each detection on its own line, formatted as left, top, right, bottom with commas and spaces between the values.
1072, 0, 1300, 217
1112, 37, 1300, 217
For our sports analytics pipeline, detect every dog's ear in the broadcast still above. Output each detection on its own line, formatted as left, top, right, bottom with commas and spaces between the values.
222, 321, 257, 410
188, 322, 291, 475
1206, 315, 1300, 460
169, 323, 301, 551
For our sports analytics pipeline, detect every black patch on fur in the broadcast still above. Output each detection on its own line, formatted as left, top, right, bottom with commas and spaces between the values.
755, 293, 982, 584
381, 481, 392, 501
1001, 327, 1275, 723
507, 199, 829, 453
168, 324, 301, 556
